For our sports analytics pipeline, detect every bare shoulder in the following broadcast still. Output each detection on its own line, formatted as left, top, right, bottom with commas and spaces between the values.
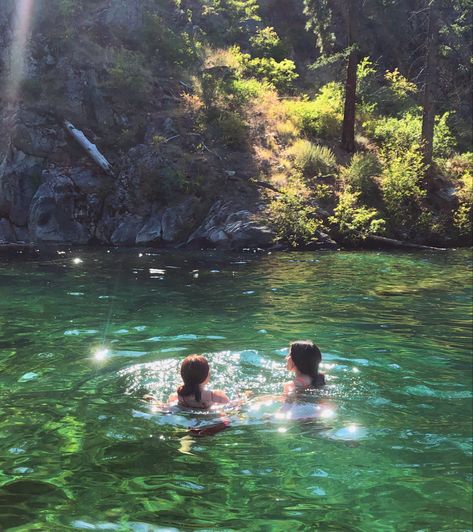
168, 393, 178, 403
211, 389, 230, 404
283, 381, 295, 394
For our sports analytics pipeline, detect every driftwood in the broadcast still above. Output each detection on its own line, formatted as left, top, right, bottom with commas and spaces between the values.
64, 121, 114, 176
365, 234, 447, 251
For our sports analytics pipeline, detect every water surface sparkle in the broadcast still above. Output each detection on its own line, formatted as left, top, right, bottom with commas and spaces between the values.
0, 248, 471, 530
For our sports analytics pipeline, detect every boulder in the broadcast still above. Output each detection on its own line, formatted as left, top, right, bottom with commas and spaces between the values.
136, 210, 163, 245
188, 201, 275, 249
0, 218, 16, 243
0, 148, 44, 226
28, 171, 90, 244
161, 197, 202, 242
100, 0, 144, 37
111, 215, 144, 246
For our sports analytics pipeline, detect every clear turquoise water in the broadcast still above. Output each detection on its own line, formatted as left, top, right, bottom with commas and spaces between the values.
0, 248, 471, 531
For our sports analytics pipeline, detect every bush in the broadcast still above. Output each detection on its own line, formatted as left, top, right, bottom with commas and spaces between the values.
230, 77, 268, 104
106, 49, 152, 104
284, 82, 344, 139
141, 14, 200, 67
249, 27, 287, 61
379, 143, 426, 227
365, 110, 456, 158
341, 152, 381, 200
288, 140, 337, 179
453, 172, 473, 237
437, 152, 473, 180
330, 190, 385, 241
239, 55, 298, 92
267, 180, 321, 246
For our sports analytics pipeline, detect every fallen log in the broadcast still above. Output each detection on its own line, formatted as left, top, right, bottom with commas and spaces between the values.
365, 234, 447, 251
64, 121, 114, 176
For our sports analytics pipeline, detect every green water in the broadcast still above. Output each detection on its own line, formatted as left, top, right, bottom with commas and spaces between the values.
0, 248, 471, 531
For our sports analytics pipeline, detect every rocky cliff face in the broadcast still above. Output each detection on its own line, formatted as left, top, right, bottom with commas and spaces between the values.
0, 0, 275, 249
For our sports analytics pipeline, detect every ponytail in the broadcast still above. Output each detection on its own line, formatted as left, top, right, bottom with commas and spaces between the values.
178, 382, 202, 402
178, 355, 209, 402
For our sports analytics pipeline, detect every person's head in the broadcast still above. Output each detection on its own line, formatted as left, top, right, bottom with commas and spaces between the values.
178, 355, 210, 402
286, 340, 322, 383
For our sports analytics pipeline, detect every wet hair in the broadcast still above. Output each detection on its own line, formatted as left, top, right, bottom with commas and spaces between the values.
177, 355, 209, 402
289, 340, 322, 386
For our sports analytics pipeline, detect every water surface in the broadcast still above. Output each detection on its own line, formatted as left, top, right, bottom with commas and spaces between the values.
0, 248, 471, 530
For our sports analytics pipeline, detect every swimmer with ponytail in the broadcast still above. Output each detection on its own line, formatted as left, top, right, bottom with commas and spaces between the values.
168, 354, 229, 409
283, 340, 326, 395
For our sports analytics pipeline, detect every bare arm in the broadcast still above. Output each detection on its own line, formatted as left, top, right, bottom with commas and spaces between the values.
211, 390, 230, 404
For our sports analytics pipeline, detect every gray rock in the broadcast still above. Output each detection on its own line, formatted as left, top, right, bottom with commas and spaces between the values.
0, 148, 44, 226
13, 225, 30, 243
111, 215, 144, 246
101, 0, 144, 36
188, 201, 275, 249
161, 197, 201, 242
0, 218, 16, 243
136, 211, 163, 245
28, 172, 90, 244
69, 168, 103, 194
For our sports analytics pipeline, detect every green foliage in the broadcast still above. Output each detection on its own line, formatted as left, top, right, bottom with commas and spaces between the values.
330, 190, 385, 241
230, 77, 268, 104
285, 82, 344, 138
365, 111, 456, 158
201, 0, 260, 39
239, 55, 298, 92
106, 49, 152, 104
142, 14, 200, 67
341, 152, 381, 200
289, 140, 337, 179
385, 68, 418, 99
249, 27, 287, 61
453, 169, 473, 237
379, 143, 427, 227
268, 180, 321, 246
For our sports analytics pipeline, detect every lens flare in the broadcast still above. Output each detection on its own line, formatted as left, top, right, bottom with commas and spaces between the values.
4, 0, 35, 102
93, 348, 109, 362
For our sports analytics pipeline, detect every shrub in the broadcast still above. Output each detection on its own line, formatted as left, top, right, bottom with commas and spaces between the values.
341, 152, 381, 200
379, 143, 426, 226
365, 110, 456, 158
141, 14, 200, 67
106, 49, 152, 104
453, 172, 473, 237
230, 77, 268, 104
249, 26, 287, 61
288, 140, 337, 179
267, 180, 321, 246
239, 55, 298, 92
330, 190, 385, 241
385, 68, 418, 99
284, 82, 344, 139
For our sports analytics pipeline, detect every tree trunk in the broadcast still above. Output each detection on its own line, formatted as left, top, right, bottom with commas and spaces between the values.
421, 0, 439, 176
341, 0, 358, 153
